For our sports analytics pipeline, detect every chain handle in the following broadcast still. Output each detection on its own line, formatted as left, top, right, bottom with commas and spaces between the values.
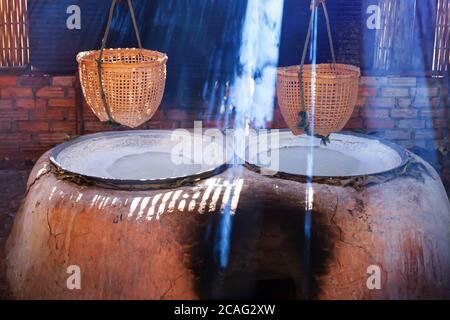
298, 0, 336, 143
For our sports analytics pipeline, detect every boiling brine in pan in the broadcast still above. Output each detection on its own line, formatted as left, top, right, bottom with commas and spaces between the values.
249, 132, 406, 178
107, 151, 203, 180
51, 130, 232, 183
275, 146, 360, 177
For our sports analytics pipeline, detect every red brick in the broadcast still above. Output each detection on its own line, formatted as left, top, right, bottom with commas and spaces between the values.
382, 130, 411, 140
84, 121, 111, 132
366, 98, 396, 108
412, 97, 441, 108
52, 76, 76, 87
48, 98, 75, 108
166, 109, 190, 121
365, 119, 395, 129
361, 108, 389, 119
36, 86, 65, 98
411, 87, 440, 97
416, 77, 445, 87
66, 88, 76, 98
0, 149, 19, 159
0, 122, 11, 132
0, 99, 13, 109
0, 76, 17, 87
0, 133, 31, 143
358, 87, 378, 97
147, 120, 181, 129
36, 98, 47, 109
390, 108, 418, 119
414, 129, 441, 139
50, 121, 76, 133
0, 110, 29, 121
420, 109, 446, 118
30, 108, 66, 121
397, 120, 425, 129
36, 133, 70, 145
16, 98, 36, 109
426, 119, 448, 128
381, 88, 409, 97
397, 98, 412, 108
1, 87, 33, 98
18, 121, 49, 132
19, 144, 50, 152
66, 108, 76, 121
18, 75, 51, 87
344, 118, 363, 129
360, 76, 388, 86
3, 149, 47, 163
388, 77, 417, 87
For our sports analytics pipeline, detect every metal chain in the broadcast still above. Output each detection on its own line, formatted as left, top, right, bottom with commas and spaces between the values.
297, 0, 337, 139
127, 0, 143, 50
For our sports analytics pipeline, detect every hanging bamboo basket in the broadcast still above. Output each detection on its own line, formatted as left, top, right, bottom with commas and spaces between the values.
77, 0, 167, 128
77, 49, 167, 128
277, 0, 360, 137
277, 64, 360, 136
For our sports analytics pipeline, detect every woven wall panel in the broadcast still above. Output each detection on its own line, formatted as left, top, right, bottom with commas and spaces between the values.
0, 0, 29, 68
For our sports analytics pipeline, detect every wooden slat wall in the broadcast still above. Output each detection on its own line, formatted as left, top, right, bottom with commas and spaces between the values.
433, 0, 450, 71
0, 0, 29, 68
371, 0, 447, 73
373, 0, 398, 70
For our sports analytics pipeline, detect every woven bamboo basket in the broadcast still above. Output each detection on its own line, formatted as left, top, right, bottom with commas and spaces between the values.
277, 63, 360, 136
77, 48, 167, 128
277, 1, 360, 137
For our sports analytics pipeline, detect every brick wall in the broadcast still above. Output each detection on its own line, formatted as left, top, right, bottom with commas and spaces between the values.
0, 73, 449, 181
0, 75, 76, 164
343, 75, 450, 185
345, 76, 449, 151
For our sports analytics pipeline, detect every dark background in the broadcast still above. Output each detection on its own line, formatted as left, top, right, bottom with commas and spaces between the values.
28, 0, 437, 107
28, 0, 362, 72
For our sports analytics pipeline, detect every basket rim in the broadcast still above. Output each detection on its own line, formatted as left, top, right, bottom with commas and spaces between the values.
278, 63, 360, 80
76, 48, 168, 67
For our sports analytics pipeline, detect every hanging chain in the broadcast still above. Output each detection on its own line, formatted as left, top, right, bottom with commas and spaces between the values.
297, 0, 336, 144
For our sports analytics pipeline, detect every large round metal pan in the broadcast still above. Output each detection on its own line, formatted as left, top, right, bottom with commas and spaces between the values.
50, 130, 231, 190
244, 130, 410, 179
